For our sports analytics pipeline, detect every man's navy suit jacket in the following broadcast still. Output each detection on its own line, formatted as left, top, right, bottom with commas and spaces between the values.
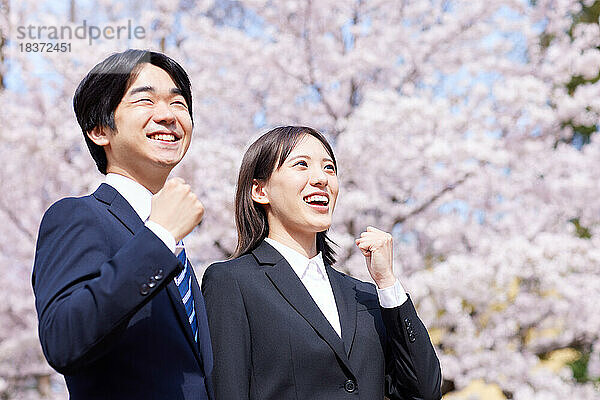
32, 183, 214, 400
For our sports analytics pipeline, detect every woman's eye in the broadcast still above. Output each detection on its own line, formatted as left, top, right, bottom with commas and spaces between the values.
325, 164, 336, 172
135, 98, 153, 104
172, 100, 187, 107
294, 160, 308, 167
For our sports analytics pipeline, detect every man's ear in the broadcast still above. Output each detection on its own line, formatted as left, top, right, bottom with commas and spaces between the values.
251, 179, 270, 205
87, 126, 110, 146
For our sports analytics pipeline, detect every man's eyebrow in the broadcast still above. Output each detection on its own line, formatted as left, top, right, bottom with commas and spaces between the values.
129, 86, 155, 95
128, 86, 183, 96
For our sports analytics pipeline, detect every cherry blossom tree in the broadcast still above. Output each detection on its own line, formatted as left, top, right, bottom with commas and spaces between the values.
1, 0, 599, 398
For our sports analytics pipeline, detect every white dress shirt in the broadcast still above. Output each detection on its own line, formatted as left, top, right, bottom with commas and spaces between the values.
265, 238, 408, 338
105, 173, 177, 253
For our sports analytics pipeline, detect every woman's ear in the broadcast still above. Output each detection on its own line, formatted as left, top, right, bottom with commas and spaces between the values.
87, 126, 110, 146
251, 179, 270, 204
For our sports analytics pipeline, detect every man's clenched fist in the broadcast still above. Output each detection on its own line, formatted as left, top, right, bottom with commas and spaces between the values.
149, 178, 204, 242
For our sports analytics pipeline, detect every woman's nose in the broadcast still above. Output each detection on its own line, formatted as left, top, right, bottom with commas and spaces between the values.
310, 170, 328, 186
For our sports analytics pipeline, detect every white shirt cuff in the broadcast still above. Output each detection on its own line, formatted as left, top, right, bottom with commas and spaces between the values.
145, 220, 176, 254
377, 280, 408, 308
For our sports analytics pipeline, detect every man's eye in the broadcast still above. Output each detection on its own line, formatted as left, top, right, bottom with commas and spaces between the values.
172, 100, 187, 107
135, 98, 153, 104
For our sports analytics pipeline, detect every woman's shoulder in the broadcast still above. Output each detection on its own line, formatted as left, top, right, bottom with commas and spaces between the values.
204, 253, 259, 280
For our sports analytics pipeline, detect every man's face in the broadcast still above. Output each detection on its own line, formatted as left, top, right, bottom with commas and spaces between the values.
99, 63, 192, 182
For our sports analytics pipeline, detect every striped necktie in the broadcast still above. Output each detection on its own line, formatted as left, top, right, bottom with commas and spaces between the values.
175, 245, 198, 342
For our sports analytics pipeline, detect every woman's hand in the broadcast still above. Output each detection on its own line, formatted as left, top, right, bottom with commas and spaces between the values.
355, 226, 396, 289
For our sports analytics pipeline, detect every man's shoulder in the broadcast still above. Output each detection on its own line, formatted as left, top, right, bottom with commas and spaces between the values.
45, 193, 94, 213
41, 187, 107, 226
34, 191, 108, 268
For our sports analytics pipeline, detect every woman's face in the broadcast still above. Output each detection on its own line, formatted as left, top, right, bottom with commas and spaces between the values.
254, 134, 339, 240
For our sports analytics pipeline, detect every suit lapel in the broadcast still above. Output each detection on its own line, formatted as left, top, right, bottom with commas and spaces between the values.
254, 241, 354, 373
327, 267, 357, 356
94, 183, 144, 235
165, 280, 204, 364
93, 183, 204, 366
190, 267, 213, 374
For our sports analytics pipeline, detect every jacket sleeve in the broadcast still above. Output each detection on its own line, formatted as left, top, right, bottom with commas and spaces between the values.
381, 295, 442, 400
32, 198, 182, 374
202, 262, 251, 400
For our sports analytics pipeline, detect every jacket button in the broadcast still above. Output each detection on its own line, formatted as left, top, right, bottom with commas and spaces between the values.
344, 379, 356, 393
148, 277, 157, 288
140, 283, 150, 295
154, 269, 164, 280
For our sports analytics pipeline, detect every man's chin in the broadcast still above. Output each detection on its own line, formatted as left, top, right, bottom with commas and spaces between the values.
153, 157, 183, 168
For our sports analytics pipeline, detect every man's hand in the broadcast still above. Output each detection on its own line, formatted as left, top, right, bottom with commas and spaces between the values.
355, 226, 396, 289
149, 178, 204, 242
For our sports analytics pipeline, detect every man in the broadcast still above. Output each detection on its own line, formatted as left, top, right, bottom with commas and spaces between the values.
32, 49, 213, 399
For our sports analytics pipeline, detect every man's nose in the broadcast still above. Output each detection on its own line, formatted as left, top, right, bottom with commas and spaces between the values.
153, 101, 176, 124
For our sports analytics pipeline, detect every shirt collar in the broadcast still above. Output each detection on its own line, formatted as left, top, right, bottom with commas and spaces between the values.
105, 173, 153, 221
264, 238, 327, 279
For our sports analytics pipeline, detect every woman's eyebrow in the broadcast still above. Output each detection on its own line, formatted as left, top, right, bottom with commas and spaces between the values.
287, 154, 333, 163
287, 154, 310, 161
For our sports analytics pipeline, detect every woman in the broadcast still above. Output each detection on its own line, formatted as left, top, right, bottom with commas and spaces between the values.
202, 126, 441, 400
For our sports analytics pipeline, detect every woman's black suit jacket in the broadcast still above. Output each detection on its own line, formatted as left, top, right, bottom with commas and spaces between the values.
202, 240, 441, 400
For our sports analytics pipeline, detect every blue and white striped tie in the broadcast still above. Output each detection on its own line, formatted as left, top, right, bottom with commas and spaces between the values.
175, 245, 198, 342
